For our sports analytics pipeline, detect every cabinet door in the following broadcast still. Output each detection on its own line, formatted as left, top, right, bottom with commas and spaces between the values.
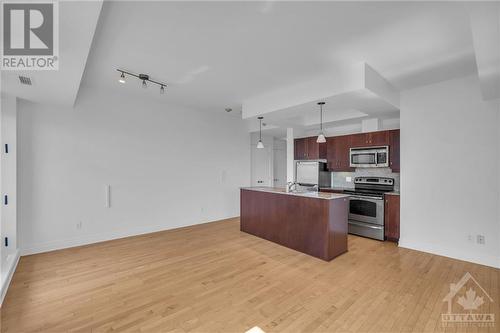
327, 135, 353, 171
306, 137, 319, 159
336, 136, 349, 170
384, 194, 400, 242
317, 137, 327, 159
294, 138, 307, 160
368, 131, 389, 146
389, 129, 400, 172
350, 133, 368, 147
326, 137, 336, 170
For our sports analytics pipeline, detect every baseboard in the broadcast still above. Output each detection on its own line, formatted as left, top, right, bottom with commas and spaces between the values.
21, 216, 239, 256
398, 239, 500, 269
1, 249, 20, 306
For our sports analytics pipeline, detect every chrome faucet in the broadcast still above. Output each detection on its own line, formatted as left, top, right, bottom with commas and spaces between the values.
287, 182, 297, 192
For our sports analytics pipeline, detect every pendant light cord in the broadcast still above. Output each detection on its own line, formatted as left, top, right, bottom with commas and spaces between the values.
320, 104, 323, 131
259, 118, 262, 141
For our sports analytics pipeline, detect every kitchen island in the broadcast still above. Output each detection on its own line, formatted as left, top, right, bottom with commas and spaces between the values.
240, 187, 350, 261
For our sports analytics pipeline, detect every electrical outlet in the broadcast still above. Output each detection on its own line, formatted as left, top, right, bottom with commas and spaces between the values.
467, 234, 473, 242
76, 221, 82, 230
476, 235, 485, 245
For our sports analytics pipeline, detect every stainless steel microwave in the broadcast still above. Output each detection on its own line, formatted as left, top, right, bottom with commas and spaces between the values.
349, 146, 389, 168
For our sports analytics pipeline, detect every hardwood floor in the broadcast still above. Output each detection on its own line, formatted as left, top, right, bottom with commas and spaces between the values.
1, 218, 499, 332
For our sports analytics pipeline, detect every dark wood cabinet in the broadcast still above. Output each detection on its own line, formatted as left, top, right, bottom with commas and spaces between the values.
327, 135, 354, 172
349, 133, 368, 147
294, 137, 326, 160
369, 131, 389, 146
295, 129, 399, 172
349, 131, 388, 147
241, 189, 348, 261
294, 138, 308, 160
384, 194, 400, 242
324, 129, 399, 173
388, 129, 400, 172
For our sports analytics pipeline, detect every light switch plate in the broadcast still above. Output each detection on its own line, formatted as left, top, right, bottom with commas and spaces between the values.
346, 176, 352, 182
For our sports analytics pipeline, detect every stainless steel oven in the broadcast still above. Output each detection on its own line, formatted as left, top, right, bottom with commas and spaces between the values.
348, 194, 385, 240
349, 194, 384, 225
350, 146, 389, 168
344, 177, 394, 241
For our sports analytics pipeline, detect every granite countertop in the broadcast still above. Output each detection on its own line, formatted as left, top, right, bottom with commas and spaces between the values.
319, 186, 353, 192
241, 187, 351, 200
385, 191, 400, 195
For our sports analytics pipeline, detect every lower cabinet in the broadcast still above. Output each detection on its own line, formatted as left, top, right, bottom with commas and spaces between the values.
384, 194, 400, 242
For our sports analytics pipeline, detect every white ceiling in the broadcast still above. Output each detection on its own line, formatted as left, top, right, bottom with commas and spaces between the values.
1, 1, 102, 107
3, 1, 498, 136
81, 1, 478, 111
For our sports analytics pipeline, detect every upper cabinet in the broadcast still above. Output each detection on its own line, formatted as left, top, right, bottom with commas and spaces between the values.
326, 136, 354, 172
388, 129, 400, 172
294, 137, 327, 160
325, 129, 400, 173
350, 131, 389, 147
294, 138, 307, 160
295, 130, 400, 172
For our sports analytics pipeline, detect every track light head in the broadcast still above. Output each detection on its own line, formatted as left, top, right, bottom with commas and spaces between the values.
160, 85, 165, 94
142, 80, 147, 88
119, 72, 126, 84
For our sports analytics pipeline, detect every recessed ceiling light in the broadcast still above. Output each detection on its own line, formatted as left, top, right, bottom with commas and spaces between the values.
225, 108, 232, 113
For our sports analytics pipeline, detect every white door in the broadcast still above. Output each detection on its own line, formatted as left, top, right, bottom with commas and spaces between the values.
251, 145, 272, 186
273, 148, 287, 188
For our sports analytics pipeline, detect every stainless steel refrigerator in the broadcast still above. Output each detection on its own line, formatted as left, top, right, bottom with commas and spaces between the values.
295, 161, 331, 188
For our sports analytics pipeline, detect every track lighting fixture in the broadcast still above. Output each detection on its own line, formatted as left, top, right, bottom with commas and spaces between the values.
116, 69, 167, 95
257, 117, 264, 149
316, 102, 326, 143
119, 71, 126, 84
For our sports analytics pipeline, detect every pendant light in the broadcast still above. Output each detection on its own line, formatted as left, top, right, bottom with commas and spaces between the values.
316, 102, 326, 143
257, 116, 264, 149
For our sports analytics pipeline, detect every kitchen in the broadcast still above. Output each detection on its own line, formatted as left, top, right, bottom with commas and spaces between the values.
243, 121, 400, 260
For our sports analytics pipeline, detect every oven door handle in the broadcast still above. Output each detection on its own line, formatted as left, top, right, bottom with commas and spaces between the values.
350, 195, 383, 201
349, 221, 384, 230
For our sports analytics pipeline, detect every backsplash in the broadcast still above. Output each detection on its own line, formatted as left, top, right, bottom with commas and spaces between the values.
331, 168, 400, 191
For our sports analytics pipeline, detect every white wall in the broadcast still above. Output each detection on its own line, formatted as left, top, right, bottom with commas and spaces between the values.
0, 93, 20, 304
400, 75, 500, 268
250, 132, 274, 186
18, 86, 250, 255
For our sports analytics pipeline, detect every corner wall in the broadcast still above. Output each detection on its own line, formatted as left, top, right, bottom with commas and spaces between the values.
399, 75, 500, 268
17, 86, 250, 255
1, 93, 20, 304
